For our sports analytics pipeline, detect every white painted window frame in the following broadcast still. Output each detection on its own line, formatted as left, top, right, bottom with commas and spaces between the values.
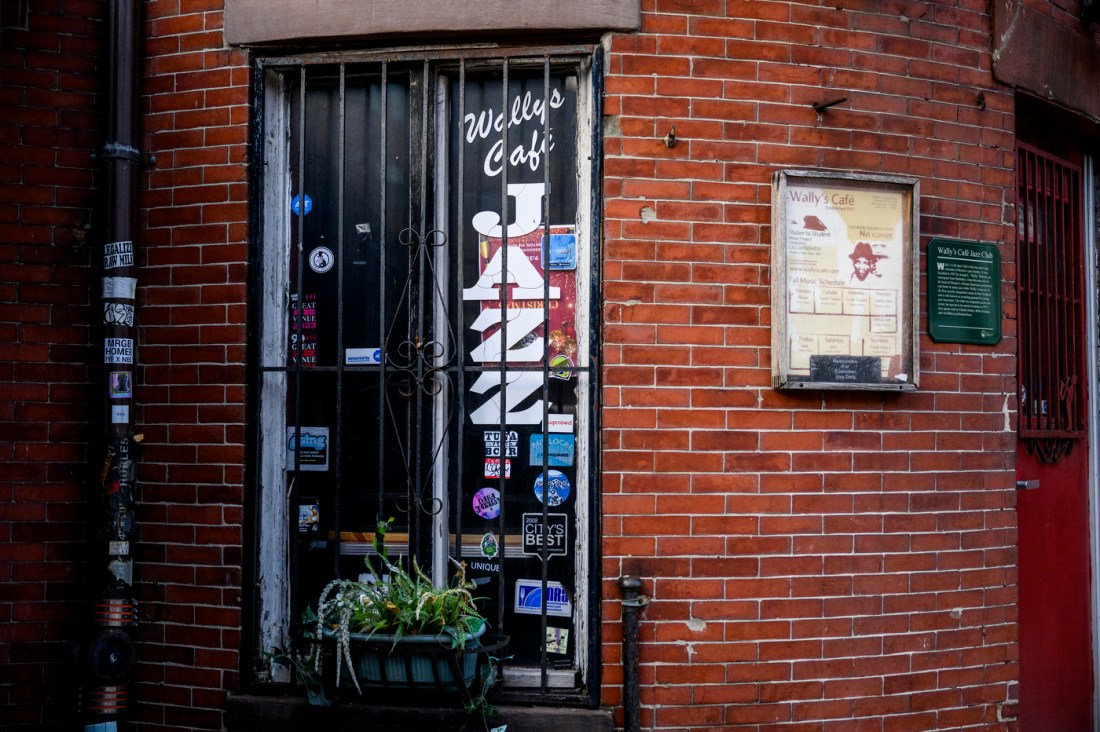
255, 53, 597, 688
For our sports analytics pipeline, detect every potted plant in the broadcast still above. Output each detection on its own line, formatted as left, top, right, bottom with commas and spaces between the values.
312, 521, 494, 697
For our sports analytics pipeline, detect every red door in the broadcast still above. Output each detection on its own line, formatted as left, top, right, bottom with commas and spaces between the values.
1016, 142, 1094, 730
1017, 446, 1093, 730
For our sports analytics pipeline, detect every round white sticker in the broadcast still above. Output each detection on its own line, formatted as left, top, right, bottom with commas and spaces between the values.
309, 246, 334, 274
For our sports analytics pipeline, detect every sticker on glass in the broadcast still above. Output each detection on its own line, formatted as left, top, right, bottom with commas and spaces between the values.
285, 427, 329, 471
483, 430, 518, 458
545, 627, 570, 654
480, 532, 499, 559
521, 512, 567, 556
484, 458, 511, 479
473, 487, 501, 519
542, 233, 577, 270
291, 193, 312, 216
298, 504, 319, 533
514, 579, 572, 617
345, 347, 382, 365
547, 414, 573, 433
308, 246, 334, 274
533, 470, 571, 507
549, 354, 573, 380
529, 434, 574, 467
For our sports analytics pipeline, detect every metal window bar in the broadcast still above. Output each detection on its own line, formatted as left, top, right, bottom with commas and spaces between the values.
539, 55, 552, 693
260, 46, 597, 699
1017, 142, 1086, 438
496, 54, 510, 655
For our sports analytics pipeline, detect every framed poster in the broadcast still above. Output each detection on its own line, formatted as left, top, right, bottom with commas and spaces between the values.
771, 170, 919, 391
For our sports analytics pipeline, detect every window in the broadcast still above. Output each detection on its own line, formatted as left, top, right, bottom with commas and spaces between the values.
253, 47, 601, 697
1016, 142, 1086, 453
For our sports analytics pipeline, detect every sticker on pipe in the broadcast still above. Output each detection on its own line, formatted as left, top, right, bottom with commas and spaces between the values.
103, 240, 134, 269
103, 302, 135, 327
104, 337, 133, 364
102, 277, 137, 300
109, 371, 132, 398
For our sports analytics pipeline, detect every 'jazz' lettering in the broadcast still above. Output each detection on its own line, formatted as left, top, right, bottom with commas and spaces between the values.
468, 307, 546, 363
468, 371, 546, 425
471, 183, 545, 240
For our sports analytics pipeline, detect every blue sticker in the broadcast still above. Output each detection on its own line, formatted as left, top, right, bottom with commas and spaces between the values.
533, 469, 571, 506
529, 434, 575, 467
542, 233, 577, 270
291, 194, 313, 216
514, 579, 572, 617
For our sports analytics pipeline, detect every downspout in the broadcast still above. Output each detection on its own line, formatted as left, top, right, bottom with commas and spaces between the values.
619, 576, 649, 732
84, 1, 142, 728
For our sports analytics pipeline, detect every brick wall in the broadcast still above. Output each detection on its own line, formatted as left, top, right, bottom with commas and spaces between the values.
132, 0, 250, 727
3, 0, 1043, 729
0, 2, 104, 727
599, 0, 1020, 729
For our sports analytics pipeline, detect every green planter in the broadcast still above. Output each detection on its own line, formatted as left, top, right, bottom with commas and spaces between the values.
325, 621, 487, 692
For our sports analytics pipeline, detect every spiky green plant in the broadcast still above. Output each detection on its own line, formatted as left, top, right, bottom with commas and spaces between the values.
312, 519, 486, 693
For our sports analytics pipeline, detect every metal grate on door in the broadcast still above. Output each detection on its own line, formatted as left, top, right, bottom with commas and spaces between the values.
1016, 142, 1086, 442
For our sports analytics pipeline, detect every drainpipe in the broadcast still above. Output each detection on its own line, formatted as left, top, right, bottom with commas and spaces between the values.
84, 1, 142, 728
619, 576, 649, 732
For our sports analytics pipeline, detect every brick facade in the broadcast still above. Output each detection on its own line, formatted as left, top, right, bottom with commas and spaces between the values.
600, 3, 1019, 728
1, 1, 103, 725
4, 0, 1099, 729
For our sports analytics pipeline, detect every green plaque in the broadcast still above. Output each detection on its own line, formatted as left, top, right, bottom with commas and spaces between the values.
928, 238, 1001, 345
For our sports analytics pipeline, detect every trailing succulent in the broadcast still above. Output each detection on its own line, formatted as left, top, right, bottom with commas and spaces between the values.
312, 519, 486, 693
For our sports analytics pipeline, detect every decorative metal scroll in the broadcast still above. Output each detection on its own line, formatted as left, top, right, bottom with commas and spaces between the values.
384, 228, 456, 519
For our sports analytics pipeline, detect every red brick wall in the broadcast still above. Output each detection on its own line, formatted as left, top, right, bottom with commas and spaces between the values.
3, 0, 1045, 729
132, 0, 250, 727
599, 0, 1020, 729
0, 2, 104, 727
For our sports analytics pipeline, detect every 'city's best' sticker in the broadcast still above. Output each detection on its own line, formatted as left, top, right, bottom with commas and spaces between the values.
521, 512, 568, 557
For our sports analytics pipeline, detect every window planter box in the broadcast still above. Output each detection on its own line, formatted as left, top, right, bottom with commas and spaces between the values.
321, 624, 509, 698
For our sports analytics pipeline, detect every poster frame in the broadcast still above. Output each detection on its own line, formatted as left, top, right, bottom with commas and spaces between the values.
771, 169, 920, 391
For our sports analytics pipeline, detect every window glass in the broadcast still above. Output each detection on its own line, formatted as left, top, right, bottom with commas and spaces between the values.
261, 54, 595, 686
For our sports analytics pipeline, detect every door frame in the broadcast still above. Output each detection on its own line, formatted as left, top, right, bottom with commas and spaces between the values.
1086, 153, 1100, 732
